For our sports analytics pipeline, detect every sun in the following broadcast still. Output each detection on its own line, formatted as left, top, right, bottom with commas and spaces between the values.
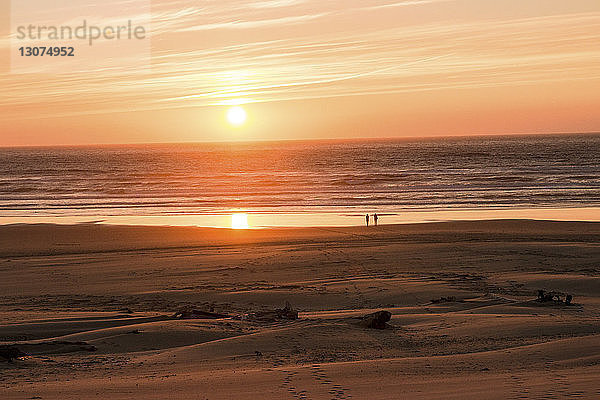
231, 213, 249, 229
227, 106, 247, 126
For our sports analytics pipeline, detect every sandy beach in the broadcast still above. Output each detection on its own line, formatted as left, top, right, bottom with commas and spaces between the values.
4, 0, 600, 397
0, 220, 599, 399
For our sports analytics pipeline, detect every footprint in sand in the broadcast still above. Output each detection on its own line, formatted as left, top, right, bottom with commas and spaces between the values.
509, 374, 531, 400
550, 373, 569, 398
281, 370, 309, 400
279, 364, 353, 400
310, 364, 352, 399
547, 371, 588, 399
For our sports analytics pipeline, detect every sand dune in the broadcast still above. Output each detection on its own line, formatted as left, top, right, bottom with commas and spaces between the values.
1, 220, 599, 399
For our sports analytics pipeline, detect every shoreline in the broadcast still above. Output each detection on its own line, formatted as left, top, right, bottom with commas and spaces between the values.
1, 206, 600, 228
2, 218, 600, 258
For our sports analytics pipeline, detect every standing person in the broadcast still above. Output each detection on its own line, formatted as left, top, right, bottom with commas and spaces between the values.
374, 213, 378, 226
365, 214, 370, 226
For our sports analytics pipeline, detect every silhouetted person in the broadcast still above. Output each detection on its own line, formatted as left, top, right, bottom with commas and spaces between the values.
365, 214, 370, 226
374, 213, 378, 226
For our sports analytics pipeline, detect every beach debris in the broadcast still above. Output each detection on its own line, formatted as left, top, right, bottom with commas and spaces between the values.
241, 301, 299, 322
276, 301, 299, 320
535, 290, 574, 305
430, 296, 459, 304
537, 290, 545, 300
2, 341, 96, 361
172, 309, 231, 320
565, 294, 573, 305
0, 345, 28, 362
359, 310, 392, 329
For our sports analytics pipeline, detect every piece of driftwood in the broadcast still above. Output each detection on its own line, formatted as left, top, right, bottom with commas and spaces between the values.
172, 310, 231, 319
1, 341, 96, 361
0, 345, 28, 362
430, 296, 458, 304
359, 310, 392, 329
243, 301, 299, 322
275, 301, 299, 320
536, 290, 574, 305
565, 294, 573, 305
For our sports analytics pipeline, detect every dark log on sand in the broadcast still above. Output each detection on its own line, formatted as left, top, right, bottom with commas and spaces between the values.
172, 310, 231, 319
0, 345, 28, 362
359, 310, 392, 329
243, 301, 299, 322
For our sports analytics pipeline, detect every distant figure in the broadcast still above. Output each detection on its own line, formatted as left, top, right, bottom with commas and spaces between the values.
365, 214, 370, 226
374, 213, 378, 226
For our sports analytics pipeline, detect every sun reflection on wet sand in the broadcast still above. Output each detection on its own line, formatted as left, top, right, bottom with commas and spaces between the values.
231, 213, 249, 229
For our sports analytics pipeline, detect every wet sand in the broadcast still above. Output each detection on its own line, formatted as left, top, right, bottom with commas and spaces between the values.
1, 220, 599, 399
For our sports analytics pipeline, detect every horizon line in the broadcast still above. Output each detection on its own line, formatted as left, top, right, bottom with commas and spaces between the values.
1, 130, 599, 149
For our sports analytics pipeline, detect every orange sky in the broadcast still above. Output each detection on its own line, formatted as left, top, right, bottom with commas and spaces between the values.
1, 0, 600, 146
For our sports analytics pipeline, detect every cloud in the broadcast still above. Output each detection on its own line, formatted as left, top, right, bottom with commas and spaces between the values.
249, 0, 308, 9
2, 3, 600, 119
361, 0, 455, 10
177, 12, 329, 31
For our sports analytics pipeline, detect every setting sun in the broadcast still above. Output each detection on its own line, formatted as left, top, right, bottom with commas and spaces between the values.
227, 106, 247, 126
231, 213, 249, 229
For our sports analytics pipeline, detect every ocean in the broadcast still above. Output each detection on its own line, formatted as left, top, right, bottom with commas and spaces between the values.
1, 134, 599, 226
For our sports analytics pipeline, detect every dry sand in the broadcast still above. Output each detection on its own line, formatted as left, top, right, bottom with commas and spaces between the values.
1, 220, 599, 399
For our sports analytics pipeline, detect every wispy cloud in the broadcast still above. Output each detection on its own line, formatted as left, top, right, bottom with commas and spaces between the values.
178, 12, 329, 31
249, 0, 308, 9
361, 0, 454, 10
2, 2, 600, 120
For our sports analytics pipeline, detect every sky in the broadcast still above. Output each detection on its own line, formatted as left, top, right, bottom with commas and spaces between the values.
1, 0, 600, 146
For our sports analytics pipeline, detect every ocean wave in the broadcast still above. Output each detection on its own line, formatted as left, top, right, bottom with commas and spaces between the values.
1, 134, 599, 217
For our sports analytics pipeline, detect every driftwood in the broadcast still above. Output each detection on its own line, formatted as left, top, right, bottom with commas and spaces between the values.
565, 294, 573, 305
0, 345, 28, 362
275, 301, 299, 320
1, 341, 96, 361
430, 296, 459, 304
243, 301, 299, 322
536, 290, 573, 305
172, 310, 231, 320
359, 310, 392, 329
